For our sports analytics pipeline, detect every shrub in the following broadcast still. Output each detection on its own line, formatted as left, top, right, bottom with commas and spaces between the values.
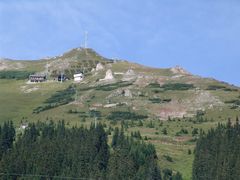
33, 85, 76, 113
95, 81, 133, 91
161, 83, 194, 91
192, 128, 199, 136
146, 121, 155, 128
0, 70, 34, 80
162, 128, 168, 135
163, 155, 173, 162
206, 85, 226, 90
147, 83, 160, 88
206, 85, 238, 92
107, 111, 148, 121
149, 98, 171, 104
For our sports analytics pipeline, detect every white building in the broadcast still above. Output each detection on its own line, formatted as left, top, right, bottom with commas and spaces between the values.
73, 73, 84, 82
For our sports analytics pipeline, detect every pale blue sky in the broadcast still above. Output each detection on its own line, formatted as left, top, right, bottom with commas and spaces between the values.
0, 0, 240, 86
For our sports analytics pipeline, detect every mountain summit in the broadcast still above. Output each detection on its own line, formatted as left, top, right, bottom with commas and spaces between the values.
0, 47, 239, 120
0, 47, 239, 179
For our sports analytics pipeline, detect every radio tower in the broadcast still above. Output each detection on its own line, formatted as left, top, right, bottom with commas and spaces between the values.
84, 31, 88, 55
84, 31, 88, 49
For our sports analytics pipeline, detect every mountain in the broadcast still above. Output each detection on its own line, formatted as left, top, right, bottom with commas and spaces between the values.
0, 47, 239, 179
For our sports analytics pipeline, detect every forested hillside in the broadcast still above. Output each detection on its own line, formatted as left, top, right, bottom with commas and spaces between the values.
0, 121, 162, 179
193, 119, 240, 180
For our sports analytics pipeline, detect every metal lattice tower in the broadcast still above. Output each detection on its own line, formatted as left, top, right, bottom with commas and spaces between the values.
84, 31, 88, 49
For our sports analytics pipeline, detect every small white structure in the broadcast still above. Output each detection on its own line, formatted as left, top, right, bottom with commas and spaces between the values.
74, 73, 84, 82
20, 123, 28, 130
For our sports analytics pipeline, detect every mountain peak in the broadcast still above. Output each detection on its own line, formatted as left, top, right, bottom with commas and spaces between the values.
170, 65, 191, 75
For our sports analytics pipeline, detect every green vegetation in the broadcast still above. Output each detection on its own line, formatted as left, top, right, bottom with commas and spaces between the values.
227, 99, 240, 105
162, 168, 183, 180
162, 127, 168, 135
96, 81, 133, 91
33, 85, 76, 113
193, 119, 240, 180
107, 111, 148, 121
0, 121, 161, 179
149, 98, 171, 104
0, 71, 34, 80
0, 121, 15, 159
161, 83, 194, 91
206, 85, 238, 92
148, 83, 194, 92
163, 155, 173, 162
1, 50, 240, 179
224, 95, 240, 109
148, 83, 161, 88
175, 128, 188, 136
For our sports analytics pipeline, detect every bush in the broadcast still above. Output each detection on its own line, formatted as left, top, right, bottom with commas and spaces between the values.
149, 98, 171, 104
161, 83, 194, 91
148, 83, 160, 88
162, 128, 168, 135
138, 120, 143, 127
146, 121, 155, 128
206, 85, 226, 90
96, 81, 133, 91
107, 111, 148, 121
225, 99, 240, 106
206, 85, 238, 92
163, 155, 173, 162
0, 70, 34, 80
33, 85, 76, 113
175, 128, 189, 136
192, 128, 199, 136
162, 168, 183, 180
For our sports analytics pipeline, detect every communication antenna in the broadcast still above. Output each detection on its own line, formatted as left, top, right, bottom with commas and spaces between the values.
84, 31, 88, 49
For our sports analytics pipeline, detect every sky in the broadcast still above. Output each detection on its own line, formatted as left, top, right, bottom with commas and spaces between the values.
0, 0, 240, 86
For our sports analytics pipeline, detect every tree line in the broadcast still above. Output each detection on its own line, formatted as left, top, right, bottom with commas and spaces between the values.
193, 118, 240, 180
0, 121, 163, 180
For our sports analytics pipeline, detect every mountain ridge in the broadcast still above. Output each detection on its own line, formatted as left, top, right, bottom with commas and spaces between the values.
1, 47, 239, 119
1, 47, 238, 88
0, 47, 240, 179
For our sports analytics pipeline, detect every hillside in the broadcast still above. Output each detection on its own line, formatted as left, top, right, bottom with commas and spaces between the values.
0, 47, 239, 179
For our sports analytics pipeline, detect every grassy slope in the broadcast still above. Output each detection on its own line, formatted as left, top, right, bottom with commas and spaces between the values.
0, 80, 239, 179
1, 50, 240, 179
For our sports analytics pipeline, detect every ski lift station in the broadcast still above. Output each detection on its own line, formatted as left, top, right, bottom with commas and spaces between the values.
29, 74, 47, 82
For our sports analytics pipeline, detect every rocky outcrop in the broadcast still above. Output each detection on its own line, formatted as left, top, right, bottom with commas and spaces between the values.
96, 63, 104, 71
123, 89, 132, 98
170, 66, 191, 75
122, 69, 136, 81
106, 69, 114, 80
100, 69, 115, 81
107, 88, 133, 99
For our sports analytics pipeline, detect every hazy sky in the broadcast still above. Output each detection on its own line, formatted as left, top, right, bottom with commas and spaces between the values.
0, 0, 240, 86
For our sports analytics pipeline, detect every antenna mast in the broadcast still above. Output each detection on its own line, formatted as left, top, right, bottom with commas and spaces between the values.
84, 31, 88, 49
